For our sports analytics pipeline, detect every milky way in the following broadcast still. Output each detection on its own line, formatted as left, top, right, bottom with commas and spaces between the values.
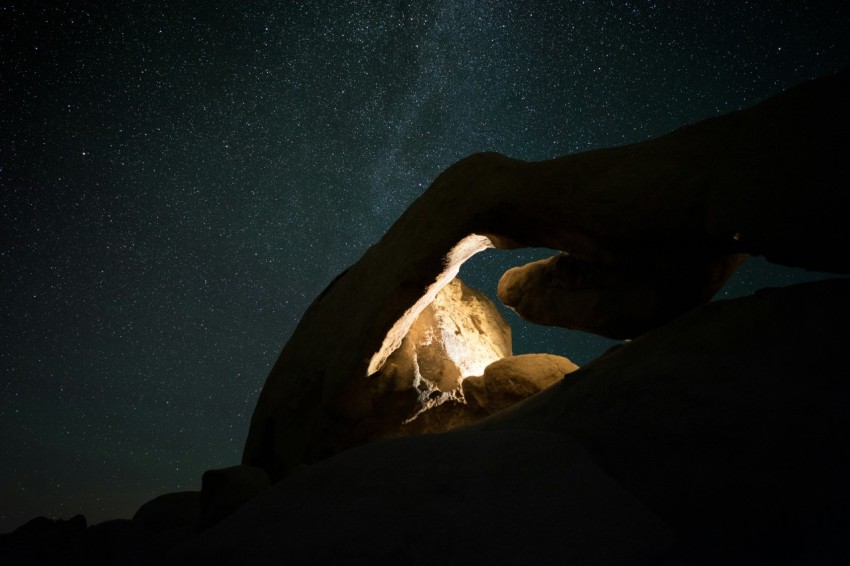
2, 1, 848, 530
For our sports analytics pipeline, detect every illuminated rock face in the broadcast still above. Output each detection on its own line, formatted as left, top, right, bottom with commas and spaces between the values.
344, 277, 512, 445
367, 234, 495, 376
462, 353, 578, 415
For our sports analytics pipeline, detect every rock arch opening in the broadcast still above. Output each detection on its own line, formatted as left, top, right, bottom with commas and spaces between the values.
459, 246, 622, 365
367, 234, 495, 377
361, 235, 583, 439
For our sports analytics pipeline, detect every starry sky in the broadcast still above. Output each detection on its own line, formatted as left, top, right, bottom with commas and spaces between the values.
2, 1, 849, 532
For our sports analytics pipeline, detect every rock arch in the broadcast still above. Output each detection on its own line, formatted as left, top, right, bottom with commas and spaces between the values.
243, 71, 850, 479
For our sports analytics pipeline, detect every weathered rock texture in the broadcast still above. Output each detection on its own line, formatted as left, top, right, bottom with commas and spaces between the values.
462, 353, 578, 414
342, 277, 512, 445
244, 71, 850, 479
200, 465, 271, 526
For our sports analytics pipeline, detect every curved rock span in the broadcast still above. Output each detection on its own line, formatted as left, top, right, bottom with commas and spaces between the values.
5, 72, 850, 566
243, 71, 850, 479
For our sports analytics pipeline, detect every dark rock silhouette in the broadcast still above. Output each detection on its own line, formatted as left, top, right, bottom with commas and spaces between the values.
178, 279, 850, 564
3, 72, 849, 564
244, 71, 850, 479
200, 465, 270, 526
497, 251, 746, 338
0, 515, 87, 563
132, 491, 200, 534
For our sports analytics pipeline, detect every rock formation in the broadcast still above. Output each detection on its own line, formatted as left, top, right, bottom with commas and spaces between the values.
179, 279, 850, 564
341, 277, 514, 445
497, 251, 746, 338
244, 71, 850, 479
133, 492, 200, 534
4, 72, 849, 565
462, 353, 578, 414
199, 465, 271, 526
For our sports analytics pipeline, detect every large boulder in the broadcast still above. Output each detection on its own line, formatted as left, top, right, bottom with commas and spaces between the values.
133, 491, 200, 534
244, 71, 850, 479
462, 353, 578, 414
178, 279, 850, 564
5, 72, 850, 566
497, 251, 746, 339
0, 515, 87, 563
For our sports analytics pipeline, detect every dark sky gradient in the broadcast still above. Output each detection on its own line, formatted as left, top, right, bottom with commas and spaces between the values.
2, 1, 849, 532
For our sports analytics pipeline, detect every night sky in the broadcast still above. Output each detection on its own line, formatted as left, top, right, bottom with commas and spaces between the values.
2, 1, 849, 532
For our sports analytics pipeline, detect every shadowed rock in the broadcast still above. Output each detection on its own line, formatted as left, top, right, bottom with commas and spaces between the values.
244, 72, 850, 479
497, 251, 746, 339
200, 465, 271, 526
133, 491, 200, 534
5, 72, 850, 566
178, 279, 850, 564
0, 515, 87, 563
392, 352, 580, 435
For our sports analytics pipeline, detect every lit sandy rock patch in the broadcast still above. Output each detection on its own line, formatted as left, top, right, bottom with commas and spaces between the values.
463, 353, 579, 414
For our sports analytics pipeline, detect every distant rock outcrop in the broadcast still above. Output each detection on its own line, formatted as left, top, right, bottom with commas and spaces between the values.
244, 71, 850, 479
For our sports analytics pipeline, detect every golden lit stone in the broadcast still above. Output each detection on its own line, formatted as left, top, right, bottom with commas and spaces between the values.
367, 234, 494, 376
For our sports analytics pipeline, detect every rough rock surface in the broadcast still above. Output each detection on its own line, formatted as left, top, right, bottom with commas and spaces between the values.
177, 279, 850, 564
244, 71, 850, 478
341, 277, 512, 445
383, 276, 512, 393
462, 353, 578, 414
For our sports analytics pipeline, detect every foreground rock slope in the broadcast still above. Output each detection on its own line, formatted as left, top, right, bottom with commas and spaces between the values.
180, 279, 850, 564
